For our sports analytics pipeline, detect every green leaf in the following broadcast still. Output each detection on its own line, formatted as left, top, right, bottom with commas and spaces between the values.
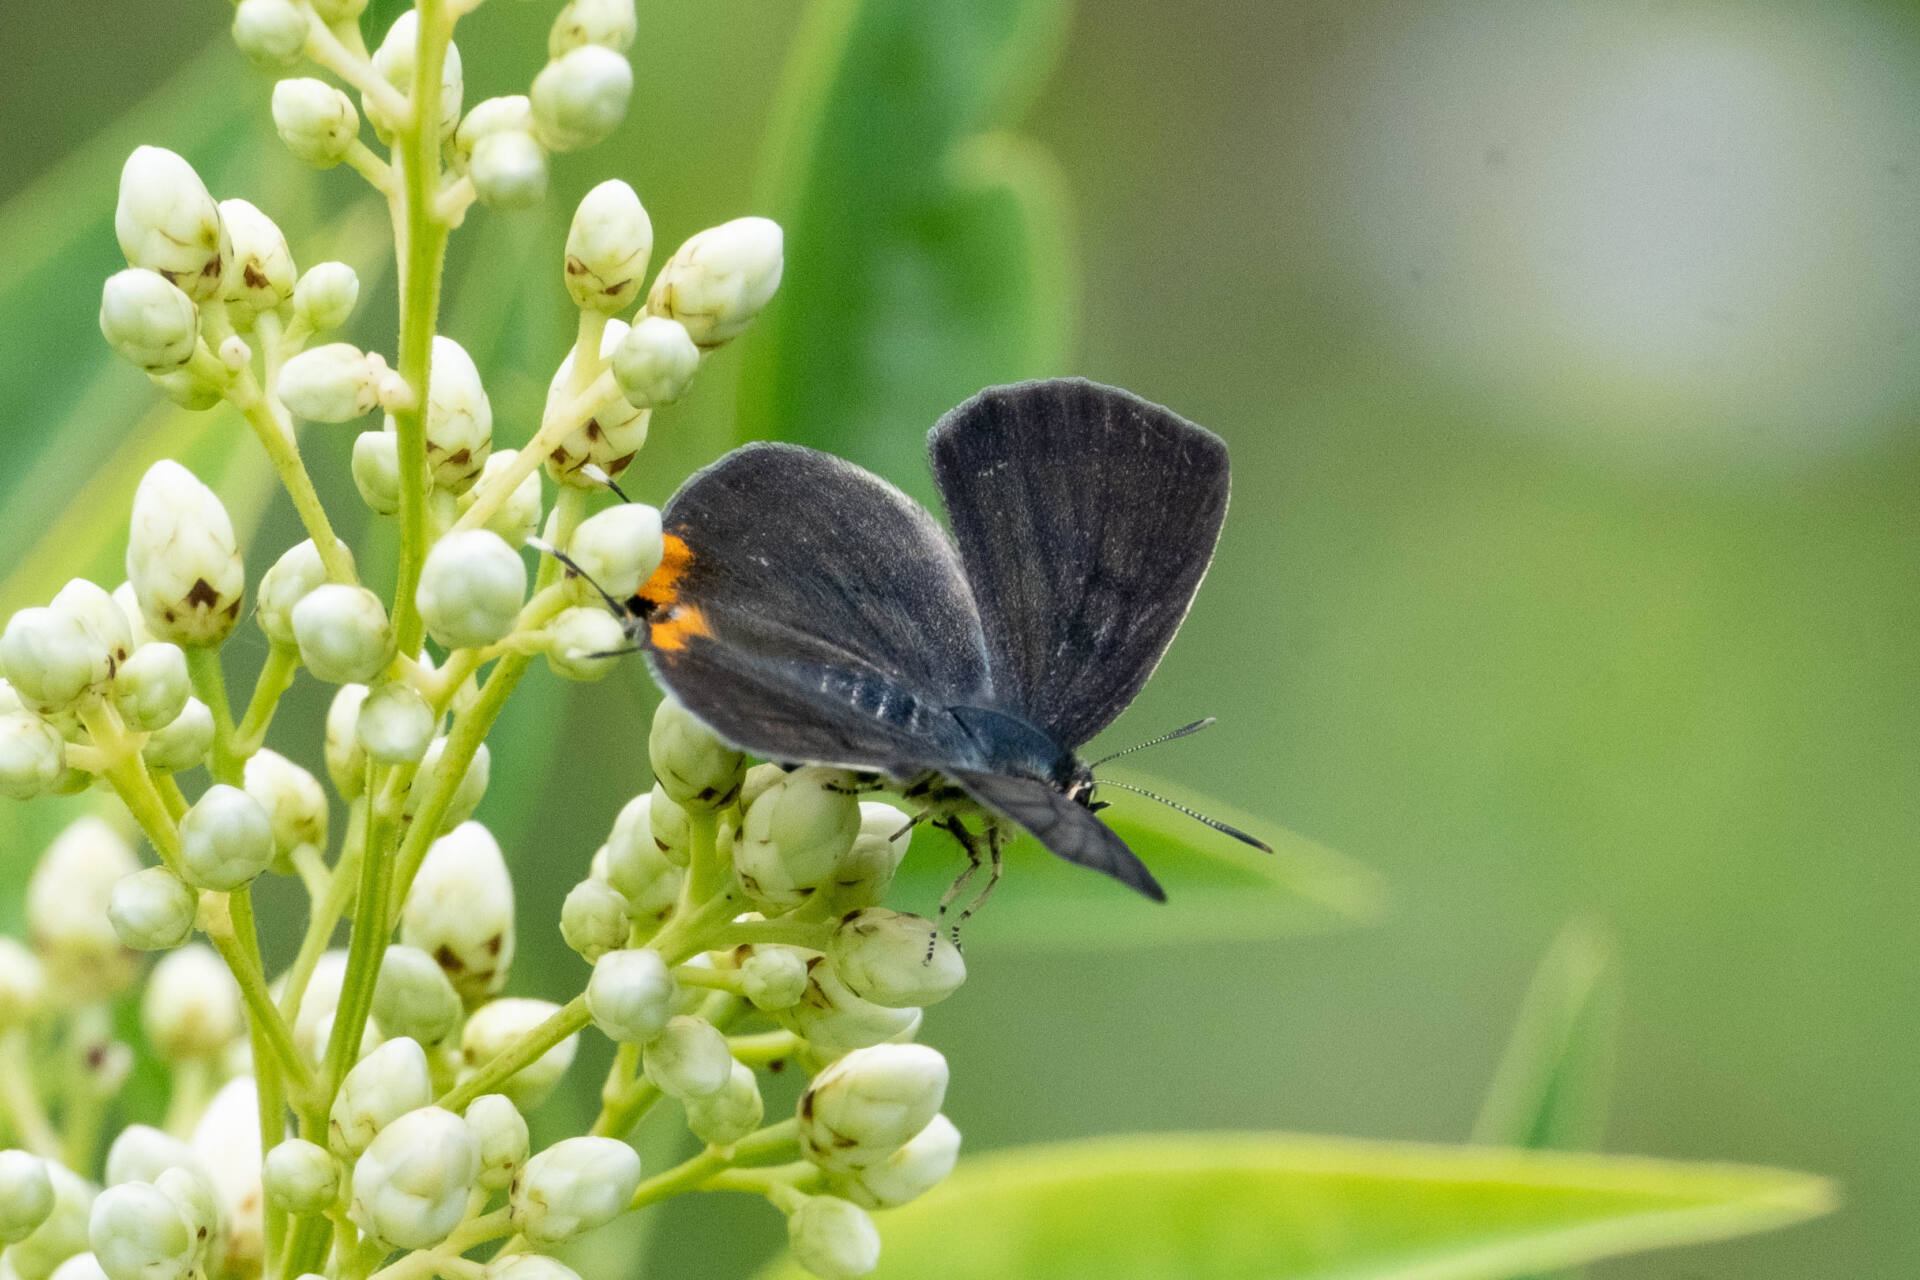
1472, 919, 1620, 1153
756, 1133, 1836, 1280
883, 768, 1383, 952
737, 0, 1076, 494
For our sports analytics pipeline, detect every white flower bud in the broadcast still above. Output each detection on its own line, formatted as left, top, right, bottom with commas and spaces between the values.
141, 698, 213, 774
463, 449, 543, 546
149, 1166, 219, 1254
355, 680, 434, 765
115, 147, 225, 301
568, 503, 664, 604
150, 366, 223, 411
7, 1159, 93, 1280
647, 783, 692, 862
486, 1258, 579, 1280
331, 1036, 433, 1158
453, 96, 533, 163
508, 1137, 640, 1245
463, 1094, 528, 1190
273, 78, 360, 169
109, 583, 154, 649
734, 766, 859, 909
829, 909, 964, 1009
468, 130, 548, 210
293, 261, 358, 332
550, 0, 635, 55
543, 607, 625, 682
685, 1059, 763, 1147
2, 608, 109, 713
231, 0, 306, 67
649, 695, 743, 811
610, 315, 697, 409
179, 784, 274, 891
845, 1113, 959, 1209
778, 962, 918, 1059
542, 322, 648, 484
603, 793, 683, 919
786, 1195, 880, 1280
142, 944, 242, 1060
459, 999, 577, 1109
419, 336, 492, 491
348, 1107, 478, 1250
641, 1015, 730, 1100
405, 737, 490, 834
126, 460, 244, 647
739, 945, 810, 1012
324, 684, 369, 794
50, 580, 132, 674
371, 945, 461, 1047
292, 584, 394, 683
217, 199, 296, 314
257, 540, 338, 647
279, 343, 381, 422
564, 181, 651, 314
0, 713, 67, 799
799, 1045, 948, 1175
362, 12, 463, 143
560, 880, 629, 962
529, 46, 631, 153
244, 748, 327, 856
28, 818, 139, 998
417, 530, 524, 649
98, 270, 198, 373
823, 802, 911, 911
736, 762, 781, 813
108, 867, 197, 951
261, 1140, 337, 1215
645, 217, 783, 350
584, 948, 673, 1043
351, 430, 401, 514
0, 1150, 54, 1244
86, 1184, 196, 1280
111, 642, 190, 733
105, 1126, 196, 1190
49, 1256, 109, 1280
189, 1077, 263, 1274
403, 821, 514, 1002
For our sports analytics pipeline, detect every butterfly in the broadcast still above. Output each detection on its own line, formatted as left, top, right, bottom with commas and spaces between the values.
622, 377, 1266, 912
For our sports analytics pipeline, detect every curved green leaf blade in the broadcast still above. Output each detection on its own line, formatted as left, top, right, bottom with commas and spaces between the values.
1473, 919, 1620, 1153
883, 768, 1382, 952
738, 0, 1076, 495
757, 1133, 1836, 1280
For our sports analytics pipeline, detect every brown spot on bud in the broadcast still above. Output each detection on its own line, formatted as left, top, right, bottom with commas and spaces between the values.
434, 944, 464, 972
185, 578, 221, 608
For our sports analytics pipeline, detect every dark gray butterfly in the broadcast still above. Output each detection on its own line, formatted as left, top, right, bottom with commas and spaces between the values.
628, 378, 1262, 904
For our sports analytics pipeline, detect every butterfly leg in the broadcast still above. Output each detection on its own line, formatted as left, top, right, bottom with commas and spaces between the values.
931, 818, 984, 961
947, 823, 1005, 953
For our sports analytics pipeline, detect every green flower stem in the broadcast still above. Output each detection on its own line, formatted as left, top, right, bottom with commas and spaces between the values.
365, 1209, 512, 1280
674, 963, 747, 994
0, 1030, 60, 1160
321, 759, 403, 1101
281, 796, 367, 1024
386, 0, 456, 660
235, 644, 301, 754
627, 1118, 805, 1213
431, 174, 476, 226
714, 917, 834, 950
727, 1029, 802, 1067
237, 886, 291, 1276
437, 994, 590, 1112
227, 376, 355, 584
186, 645, 243, 784
301, 15, 408, 124
279, 1209, 333, 1280
447, 370, 628, 536
164, 1058, 212, 1137
684, 808, 730, 904
156, 772, 190, 821
203, 890, 317, 1101
345, 140, 396, 197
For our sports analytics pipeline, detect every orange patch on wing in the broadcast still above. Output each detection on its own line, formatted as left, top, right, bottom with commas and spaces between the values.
650, 604, 711, 653
638, 533, 694, 611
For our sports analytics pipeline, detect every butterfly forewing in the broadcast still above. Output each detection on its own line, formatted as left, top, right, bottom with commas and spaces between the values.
929, 379, 1231, 750
642, 442, 993, 775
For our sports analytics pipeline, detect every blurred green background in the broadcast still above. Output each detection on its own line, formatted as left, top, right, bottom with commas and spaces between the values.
1, 0, 1914, 1276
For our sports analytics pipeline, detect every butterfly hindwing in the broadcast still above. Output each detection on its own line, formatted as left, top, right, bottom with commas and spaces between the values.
929, 379, 1231, 750
949, 769, 1166, 902
641, 442, 994, 775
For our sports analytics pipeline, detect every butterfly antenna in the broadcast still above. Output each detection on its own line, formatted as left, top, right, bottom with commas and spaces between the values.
1094, 778, 1273, 853
524, 537, 630, 617
1088, 718, 1216, 769
577, 463, 632, 504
